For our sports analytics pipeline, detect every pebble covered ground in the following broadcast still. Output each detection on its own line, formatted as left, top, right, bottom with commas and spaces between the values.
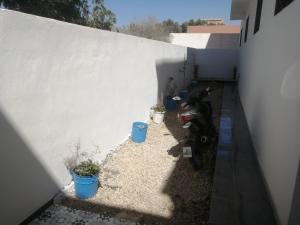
29, 204, 142, 225
62, 83, 223, 225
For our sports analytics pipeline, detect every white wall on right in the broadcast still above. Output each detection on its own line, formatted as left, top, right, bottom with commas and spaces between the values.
238, 1, 300, 225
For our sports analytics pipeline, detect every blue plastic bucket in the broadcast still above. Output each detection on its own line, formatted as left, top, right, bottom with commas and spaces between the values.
166, 97, 177, 111
191, 80, 199, 88
179, 90, 189, 100
132, 122, 148, 143
73, 173, 99, 199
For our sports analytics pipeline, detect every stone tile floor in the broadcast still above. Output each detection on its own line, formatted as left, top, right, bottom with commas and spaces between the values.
29, 204, 142, 225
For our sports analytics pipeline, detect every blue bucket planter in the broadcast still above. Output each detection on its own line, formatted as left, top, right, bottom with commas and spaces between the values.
73, 173, 99, 199
132, 122, 148, 143
191, 80, 199, 88
165, 97, 177, 111
179, 89, 189, 100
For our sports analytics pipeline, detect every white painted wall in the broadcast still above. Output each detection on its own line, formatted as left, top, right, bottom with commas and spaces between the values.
170, 33, 239, 49
192, 48, 239, 80
0, 10, 192, 225
170, 33, 210, 49
238, 1, 300, 225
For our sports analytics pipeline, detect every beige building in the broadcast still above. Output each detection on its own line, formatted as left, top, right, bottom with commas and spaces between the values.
187, 24, 240, 33
204, 19, 225, 25
170, 24, 240, 49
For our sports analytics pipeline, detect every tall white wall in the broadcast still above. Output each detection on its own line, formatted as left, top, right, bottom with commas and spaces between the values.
0, 10, 192, 225
192, 49, 239, 80
238, 1, 300, 225
170, 33, 239, 49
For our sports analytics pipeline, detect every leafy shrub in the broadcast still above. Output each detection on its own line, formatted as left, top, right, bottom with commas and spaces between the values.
153, 104, 166, 112
74, 160, 100, 177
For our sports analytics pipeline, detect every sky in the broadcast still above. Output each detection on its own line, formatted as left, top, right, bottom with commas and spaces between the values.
105, 0, 240, 26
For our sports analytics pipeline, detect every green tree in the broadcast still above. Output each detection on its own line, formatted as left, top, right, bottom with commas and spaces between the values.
118, 17, 169, 42
161, 18, 182, 33
195, 19, 208, 25
0, 0, 116, 30
116, 17, 211, 40
0, 0, 86, 24
181, 19, 208, 32
181, 22, 188, 33
87, 0, 116, 30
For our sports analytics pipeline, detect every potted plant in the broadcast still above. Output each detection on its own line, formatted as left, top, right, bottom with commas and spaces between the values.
64, 142, 101, 199
152, 104, 166, 124
72, 159, 100, 199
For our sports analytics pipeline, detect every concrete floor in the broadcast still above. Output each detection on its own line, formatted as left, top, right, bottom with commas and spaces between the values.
209, 84, 277, 225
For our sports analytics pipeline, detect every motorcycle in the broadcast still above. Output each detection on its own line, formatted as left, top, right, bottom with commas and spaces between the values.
179, 87, 217, 170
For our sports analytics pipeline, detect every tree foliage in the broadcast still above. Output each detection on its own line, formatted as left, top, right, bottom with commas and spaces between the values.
116, 17, 210, 41
161, 19, 182, 33
181, 19, 208, 32
0, 0, 116, 30
117, 17, 171, 42
87, 0, 116, 30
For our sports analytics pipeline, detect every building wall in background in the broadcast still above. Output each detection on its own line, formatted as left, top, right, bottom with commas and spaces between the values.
191, 48, 239, 80
170, 33, 239, 49
237, 1, 300, 225
0, 9, 192, 225
203, 19, 225, 25
187, 25, 240, 33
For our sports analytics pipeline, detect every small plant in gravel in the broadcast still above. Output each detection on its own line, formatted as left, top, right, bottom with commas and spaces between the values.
73, 160, 100, 177
153, 104, 166, 113
152, 104, 166, 124
64, 141, 101, 199
64, 141, 101, 176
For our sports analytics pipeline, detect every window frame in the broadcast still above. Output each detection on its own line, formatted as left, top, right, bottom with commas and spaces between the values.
254, 0, 263, 34
240, 28, 243, 46
275, 0, 294, 15
244, 16, 249, 43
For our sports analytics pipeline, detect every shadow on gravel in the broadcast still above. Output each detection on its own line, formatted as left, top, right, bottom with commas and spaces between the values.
162, 82, 223, 225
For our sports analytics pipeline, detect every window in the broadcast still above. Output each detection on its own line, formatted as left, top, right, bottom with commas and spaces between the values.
244, 16, 249, 43
240, 29, 243, 46
275, 0, 294, 15
254, 0, 263, 34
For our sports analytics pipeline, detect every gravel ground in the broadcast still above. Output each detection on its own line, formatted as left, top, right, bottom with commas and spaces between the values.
63, 82, 223, 225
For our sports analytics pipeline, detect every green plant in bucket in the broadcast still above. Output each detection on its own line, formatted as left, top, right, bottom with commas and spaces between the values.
73, 160, 100, 177
153, 104, 166, 113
